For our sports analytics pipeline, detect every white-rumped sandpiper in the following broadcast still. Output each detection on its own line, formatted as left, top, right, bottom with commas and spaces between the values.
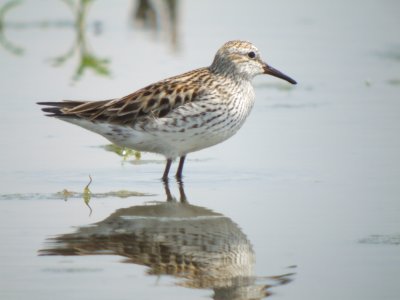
38, 40, 296, 180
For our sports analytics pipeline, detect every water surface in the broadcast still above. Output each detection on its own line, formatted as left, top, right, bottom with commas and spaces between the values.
1, 0, 400, 299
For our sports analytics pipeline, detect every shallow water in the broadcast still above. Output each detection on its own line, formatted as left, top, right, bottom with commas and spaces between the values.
1, 0, 400, 299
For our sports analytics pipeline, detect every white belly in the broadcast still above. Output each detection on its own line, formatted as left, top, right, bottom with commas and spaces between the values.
126, 92, 255, 158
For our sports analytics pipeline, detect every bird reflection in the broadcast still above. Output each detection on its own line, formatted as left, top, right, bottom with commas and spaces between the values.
132, 0, 180, 51
40, 180, 293, 299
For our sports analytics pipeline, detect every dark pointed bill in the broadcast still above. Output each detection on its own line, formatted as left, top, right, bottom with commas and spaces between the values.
263, 63, 297, 85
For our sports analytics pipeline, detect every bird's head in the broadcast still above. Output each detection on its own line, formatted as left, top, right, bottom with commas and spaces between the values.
211, 40, 297, 84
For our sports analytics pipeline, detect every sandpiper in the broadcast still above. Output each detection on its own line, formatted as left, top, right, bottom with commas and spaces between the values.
38, 40, 296, 180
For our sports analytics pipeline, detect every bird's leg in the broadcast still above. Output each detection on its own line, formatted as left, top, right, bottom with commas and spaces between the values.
162, 159, 172, 182
176, 155, 186, 179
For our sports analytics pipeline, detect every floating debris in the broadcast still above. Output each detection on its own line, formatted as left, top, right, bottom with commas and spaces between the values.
0, 190, 153, 201
376, 46, 400, 62
359, 234, 400, 246
387, 78, 400, 86
83, 175, 93, 216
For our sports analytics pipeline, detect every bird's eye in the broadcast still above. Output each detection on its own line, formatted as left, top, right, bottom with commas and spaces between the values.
247, 51, 256, 59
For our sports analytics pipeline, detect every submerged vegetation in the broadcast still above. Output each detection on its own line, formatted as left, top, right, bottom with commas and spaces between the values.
102, 144, 142, 161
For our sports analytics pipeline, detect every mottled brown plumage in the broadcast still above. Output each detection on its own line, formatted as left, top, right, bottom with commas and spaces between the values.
40, 68, 211, 125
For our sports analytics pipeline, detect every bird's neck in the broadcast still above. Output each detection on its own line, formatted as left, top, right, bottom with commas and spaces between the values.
209, 58, 252, 82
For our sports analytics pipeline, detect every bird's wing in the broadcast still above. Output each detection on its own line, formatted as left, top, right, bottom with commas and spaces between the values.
38, 68, 211, 125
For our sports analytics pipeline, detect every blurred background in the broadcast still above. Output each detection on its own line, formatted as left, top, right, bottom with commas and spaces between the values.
0, 0, 399, 300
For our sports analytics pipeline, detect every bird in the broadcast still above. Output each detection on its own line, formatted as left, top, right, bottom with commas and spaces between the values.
38, 40, 297, 181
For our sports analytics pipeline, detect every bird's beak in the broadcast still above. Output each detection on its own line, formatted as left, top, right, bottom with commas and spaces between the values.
263, 63, 297, 85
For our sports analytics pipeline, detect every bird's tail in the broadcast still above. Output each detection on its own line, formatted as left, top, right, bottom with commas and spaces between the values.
37, 100, 111, 119
37, 101, 82, 117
